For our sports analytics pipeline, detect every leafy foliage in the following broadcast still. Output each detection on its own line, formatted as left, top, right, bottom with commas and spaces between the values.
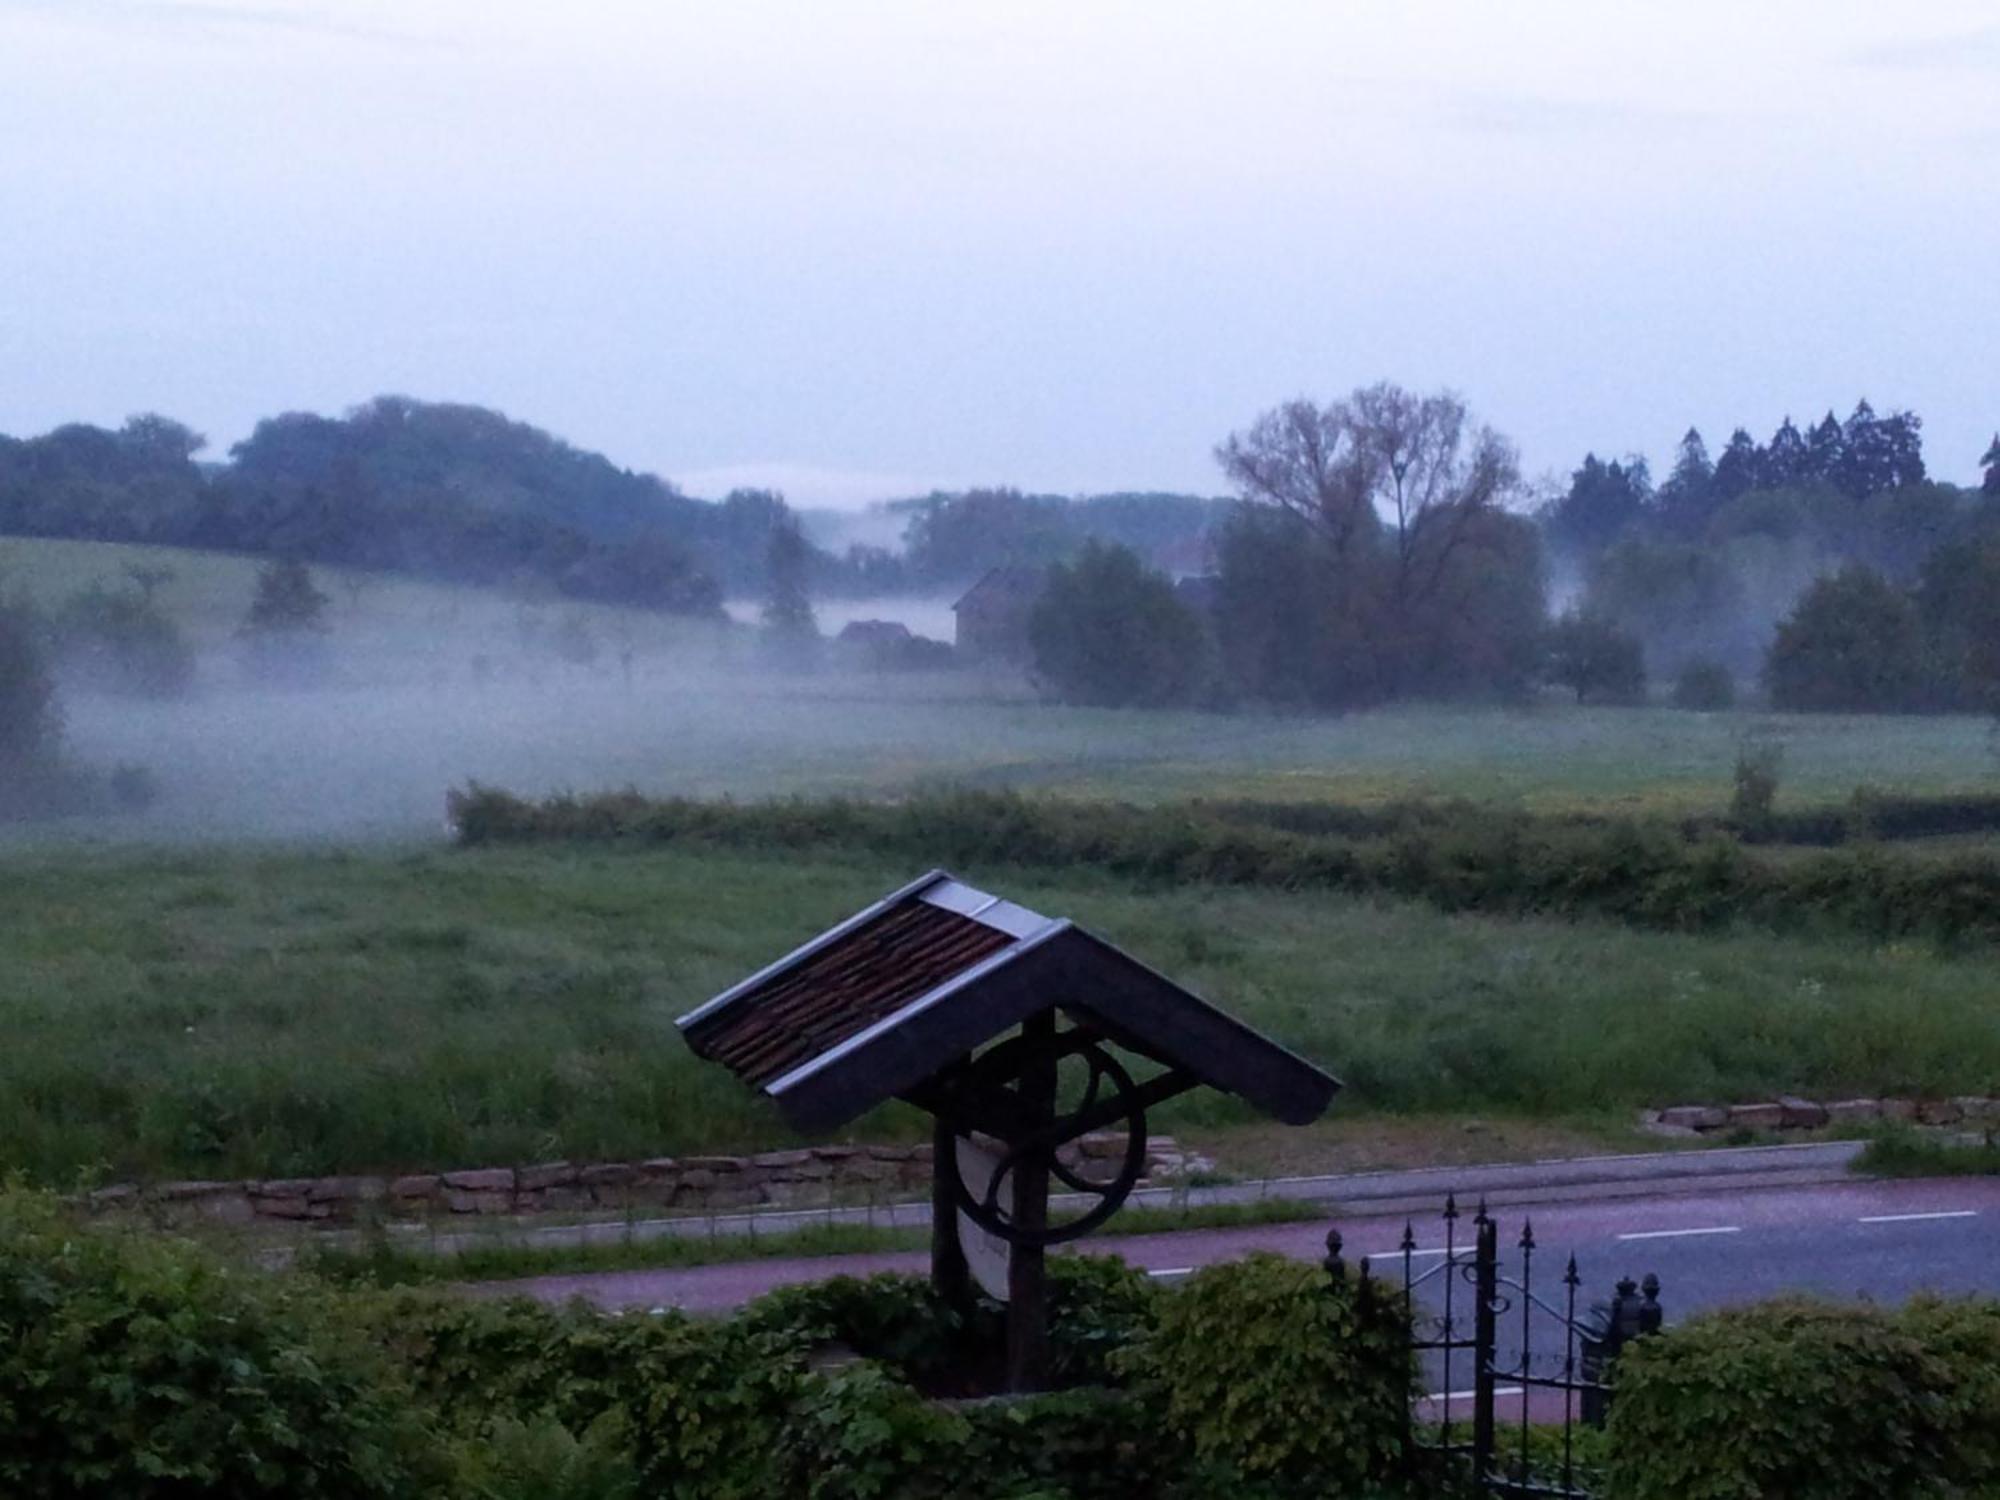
50, 580, 195, 697
0, 1193, 431, 1497
1543, 611, 1646, 705
1215, 383, 1544, 706
1765, 565, 1924, 712
1605, 1297, 2000, 1500
0, 595, 59, 759
1029, 540, 1211, 707
1670, 658, 1735, 711
1119, 1253, 1411, 1492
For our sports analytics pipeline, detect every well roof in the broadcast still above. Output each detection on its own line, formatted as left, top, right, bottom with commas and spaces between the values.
677, 871, 1339, 1132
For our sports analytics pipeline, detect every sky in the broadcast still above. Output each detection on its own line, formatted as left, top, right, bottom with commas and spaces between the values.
1, 1, 1995, 506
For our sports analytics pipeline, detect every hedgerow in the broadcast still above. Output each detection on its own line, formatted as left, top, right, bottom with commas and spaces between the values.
1604, 1296, 2000, 1500
448, 783, 2000, 945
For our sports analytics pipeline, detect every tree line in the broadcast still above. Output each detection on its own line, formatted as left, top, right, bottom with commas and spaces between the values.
1028, 388, 2000, 714
0, 399, 1234, 615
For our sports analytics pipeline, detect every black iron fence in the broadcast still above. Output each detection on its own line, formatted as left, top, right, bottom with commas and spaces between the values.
1328, 1195, 1663, 1499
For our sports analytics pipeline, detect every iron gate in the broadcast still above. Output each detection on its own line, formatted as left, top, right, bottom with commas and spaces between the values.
1327, 1195, 1663, 1498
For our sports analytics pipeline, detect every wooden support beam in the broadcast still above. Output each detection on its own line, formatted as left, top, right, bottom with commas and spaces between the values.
1006, 1010, 1056, 1393
930, 1113, 973, 1316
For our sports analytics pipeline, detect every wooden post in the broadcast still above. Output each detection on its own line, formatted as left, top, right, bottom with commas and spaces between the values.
930, 1113, 973, 1315
1007, 1010, 1057, 1392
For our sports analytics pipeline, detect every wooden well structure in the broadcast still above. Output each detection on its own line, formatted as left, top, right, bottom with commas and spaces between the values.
678, 870, 1339, 1390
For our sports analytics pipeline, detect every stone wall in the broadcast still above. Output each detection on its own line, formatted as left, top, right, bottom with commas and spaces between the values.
81, 1135, 1208, 1229
1643, 1095, 2000, 1138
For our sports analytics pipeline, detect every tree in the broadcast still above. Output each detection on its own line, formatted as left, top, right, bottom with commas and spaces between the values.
1804, 411, 1845, 486
1671, 659, 1737, 711
239, 559, 331, 685
1765, 565, 1924, 712
1584, 540, 1748, 680
1762, 417, 1807, 490
1710, 429, 1762, 505
1216, 383, 1528, 698
1982, 435, 2000, 499
760, 514, 820, 666
1542, 612, 1646, 705
0, 598, 59, 760
53, 582, 195, 698
1028, 541, 1210, 707
1542, 454, 1651, 557
1654, 428, 1715, 538
1914, 538, 2000, 710
1212, 506, 1379, 708
1836, 400, 1925, 497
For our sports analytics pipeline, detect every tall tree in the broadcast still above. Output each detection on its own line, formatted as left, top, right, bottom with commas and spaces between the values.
1762, 417, 1807, 490
1217, 383, 1526, 697
1984, 435, 2000, 498
1654, 427, 1715, 538
1835, 400, 1922, 496
1710, 428, 1762, 505
761, 513, 820, 662
1214, 398, 1382, 558
1804, 411, 1845, 485
1543, 453, 1650, 557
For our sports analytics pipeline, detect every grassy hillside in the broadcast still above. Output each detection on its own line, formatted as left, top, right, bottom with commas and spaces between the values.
0, 535, 726, 661
4, 839, 1998, 1185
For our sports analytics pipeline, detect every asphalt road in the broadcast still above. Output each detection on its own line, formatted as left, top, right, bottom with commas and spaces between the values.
490, 1172, 2000, 1320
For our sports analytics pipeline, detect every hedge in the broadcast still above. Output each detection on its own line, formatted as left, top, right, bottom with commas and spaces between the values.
448, 784, 2000, 945
0, 1189, 1413, 1498
1605, 1296, 2000, 1500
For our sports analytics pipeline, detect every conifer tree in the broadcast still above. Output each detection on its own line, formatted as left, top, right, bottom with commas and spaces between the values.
1804, 410, 1845, 485
1763, 417, 1807, 490
1711, 428, 1762, 504
1983, 434, 2000, 498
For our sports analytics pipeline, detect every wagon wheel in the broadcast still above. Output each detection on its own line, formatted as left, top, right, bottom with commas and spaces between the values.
945, 1027, 1149, 1249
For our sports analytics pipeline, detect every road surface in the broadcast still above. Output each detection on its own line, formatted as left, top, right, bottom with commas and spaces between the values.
483, 1172, 2000, 1320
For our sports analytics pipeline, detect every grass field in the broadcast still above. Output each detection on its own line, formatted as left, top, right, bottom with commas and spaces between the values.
6, 839, 1999, 1187
5, 535, 1997, 843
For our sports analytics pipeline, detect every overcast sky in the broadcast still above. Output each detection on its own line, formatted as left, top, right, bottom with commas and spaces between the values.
1, 1, 1995, 505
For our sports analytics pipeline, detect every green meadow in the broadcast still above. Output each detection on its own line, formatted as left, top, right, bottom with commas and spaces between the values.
5, 839, 1997, 1187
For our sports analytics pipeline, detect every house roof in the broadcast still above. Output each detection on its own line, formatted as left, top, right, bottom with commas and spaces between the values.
677, 871, 1340, 1133
952, 565, 1045, 614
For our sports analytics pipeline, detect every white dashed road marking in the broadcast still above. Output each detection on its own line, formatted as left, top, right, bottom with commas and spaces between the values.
1616, 1225, 1741, 1241
1858, 1210, 1978, 1224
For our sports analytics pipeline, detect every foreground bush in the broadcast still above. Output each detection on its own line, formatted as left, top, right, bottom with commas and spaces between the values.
1121, 1253, 1413, 1494
1605, 1296, 2000, 1500
0, 1193, 431, 1497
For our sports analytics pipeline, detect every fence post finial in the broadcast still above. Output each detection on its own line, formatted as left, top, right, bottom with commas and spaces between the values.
1323, 1227, 1344, 1281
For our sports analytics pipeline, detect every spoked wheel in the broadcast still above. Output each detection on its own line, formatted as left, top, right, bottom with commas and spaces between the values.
944, 1027, 1148, 1248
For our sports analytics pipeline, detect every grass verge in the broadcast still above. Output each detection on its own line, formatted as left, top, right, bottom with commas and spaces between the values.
1851, 1125, 2000, 1178
299, 1196, 1323, 1289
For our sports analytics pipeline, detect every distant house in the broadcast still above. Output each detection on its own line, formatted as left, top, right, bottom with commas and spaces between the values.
836, 619, 914, 650
953, 566, 1045, 662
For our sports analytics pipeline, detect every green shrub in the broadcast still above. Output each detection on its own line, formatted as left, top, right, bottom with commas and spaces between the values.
1728, 738, 1784, 832
447, 782, 2000, 946
450, 1414, 641, 1500
0, 1192, 432, 1497
360, 1290, 804, 1499
1119, 1252, 1411, 1493
1604, 1297, 2000, 1500
1671, 658, 1736, 711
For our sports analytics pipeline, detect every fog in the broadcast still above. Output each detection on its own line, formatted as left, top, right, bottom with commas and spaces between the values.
24, 607, 1019, 843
